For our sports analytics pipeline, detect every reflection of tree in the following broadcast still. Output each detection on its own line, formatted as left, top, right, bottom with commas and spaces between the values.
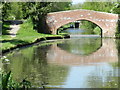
115, 39, 120, 88
3, 44, 69, 88
116, 39, 120, 67
58, 38, 102, 55
86, 65, 118, 88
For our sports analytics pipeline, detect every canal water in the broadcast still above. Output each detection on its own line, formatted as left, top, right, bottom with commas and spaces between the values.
2, 28, 120, 88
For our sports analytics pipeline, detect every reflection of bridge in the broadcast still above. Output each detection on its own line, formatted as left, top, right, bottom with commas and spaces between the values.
45, 9, 119, 37
46, 39, 118, 66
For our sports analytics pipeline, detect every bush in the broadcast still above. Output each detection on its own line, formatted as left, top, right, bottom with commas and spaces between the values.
93, 26, 101, 35
1, 71, 31, 89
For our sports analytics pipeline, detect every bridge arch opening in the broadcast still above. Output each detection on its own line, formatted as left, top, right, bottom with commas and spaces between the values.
57, 19, 103, 37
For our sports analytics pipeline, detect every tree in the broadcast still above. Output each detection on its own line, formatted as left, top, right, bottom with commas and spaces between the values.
2, 2, 23, 20
81, 2, 114, 13
110, 2, 120, 14
21, 2, 72, 33
2, 2, 11, 20
2, 2, 72, 33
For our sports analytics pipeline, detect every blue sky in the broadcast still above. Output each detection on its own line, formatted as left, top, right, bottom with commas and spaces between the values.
72, 0, 86, 4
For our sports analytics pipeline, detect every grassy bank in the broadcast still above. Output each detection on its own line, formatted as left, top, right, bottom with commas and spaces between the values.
2, 19, 69, 52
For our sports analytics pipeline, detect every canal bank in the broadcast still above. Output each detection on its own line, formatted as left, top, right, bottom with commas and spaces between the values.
2, 20, 70, 53
2, 35, 70, 53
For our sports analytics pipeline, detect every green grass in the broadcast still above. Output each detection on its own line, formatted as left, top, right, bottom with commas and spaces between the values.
2, 19, 63, 51
16, 20, 61, 42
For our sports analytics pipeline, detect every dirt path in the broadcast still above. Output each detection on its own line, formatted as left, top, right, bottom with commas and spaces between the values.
7, 20, 23, 38
9, 24, 20, 37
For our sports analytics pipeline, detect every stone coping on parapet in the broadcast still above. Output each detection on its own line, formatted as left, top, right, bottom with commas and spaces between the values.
48, 9, 119, 16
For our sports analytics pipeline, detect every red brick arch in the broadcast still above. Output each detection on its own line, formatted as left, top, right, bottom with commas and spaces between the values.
46, 9, 119, 37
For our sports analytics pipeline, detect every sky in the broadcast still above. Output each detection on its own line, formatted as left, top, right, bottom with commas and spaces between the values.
72, 0, 86, 4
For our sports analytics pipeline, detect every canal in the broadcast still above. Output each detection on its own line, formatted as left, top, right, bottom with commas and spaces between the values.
2, 28, 120, 88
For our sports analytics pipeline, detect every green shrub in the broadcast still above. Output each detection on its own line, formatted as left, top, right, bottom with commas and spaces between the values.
93, 26, 101, 35
1, 71, 31, 89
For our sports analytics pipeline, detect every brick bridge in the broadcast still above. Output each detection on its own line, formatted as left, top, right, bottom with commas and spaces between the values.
45, 9, 119, 37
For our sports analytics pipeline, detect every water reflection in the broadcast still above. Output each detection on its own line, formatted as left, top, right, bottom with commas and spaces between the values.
60, 28, 84, 35
47, 39, 118, 65
57, 37, 102, 55
2, 38, 119, 88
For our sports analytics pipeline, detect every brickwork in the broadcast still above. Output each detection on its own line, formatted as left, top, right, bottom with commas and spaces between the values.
46, 9, 119, 37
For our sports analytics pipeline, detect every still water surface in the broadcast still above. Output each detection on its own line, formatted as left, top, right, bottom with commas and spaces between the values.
2, 29, 119, 88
